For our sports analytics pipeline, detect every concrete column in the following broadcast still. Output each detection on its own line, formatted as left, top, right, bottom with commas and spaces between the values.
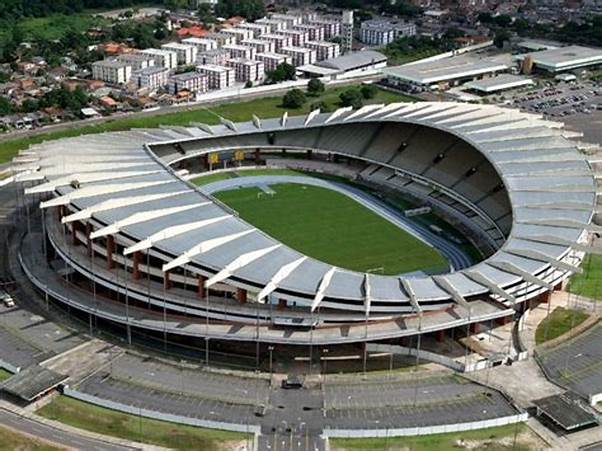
540, 290, 551, 304
237, 288, 247, 304
436, 329, 445, 342
132, 251, 141, 280
197, 274, 206, 298
106, 235, 115, 270
86, 222, 92, 257
71, 222, 78, 246
254, 148, 261, 163
164, 271, 172, 290
469, 322, 479, 334
278, 298, 287, 310
307, 149, 313, 160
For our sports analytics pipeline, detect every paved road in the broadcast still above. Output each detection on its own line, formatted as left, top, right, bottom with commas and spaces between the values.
0, 408, 133, 450
203, 175, 473, 272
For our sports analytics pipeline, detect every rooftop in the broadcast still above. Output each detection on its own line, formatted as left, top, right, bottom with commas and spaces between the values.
316, 50, 387, 71
519, 45, 602, 70
464, 74, 534, 93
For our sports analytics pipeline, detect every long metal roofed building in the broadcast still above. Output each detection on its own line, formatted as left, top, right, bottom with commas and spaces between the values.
12, 102, 598, 348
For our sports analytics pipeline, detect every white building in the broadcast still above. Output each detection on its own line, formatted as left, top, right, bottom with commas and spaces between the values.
220, 27, 253, 43
205, 32, 236, 47
115, 53, 156, 71
277, 29, 309, 47
305, 41, 341, 61
260, 33, 292, 51
359, 19, 416, 46
161, 43, 198, 65
293, 24, 325, 42
197, 48, 230, 66
167, 72, 208, 95
309, 19, 341, 39
196, 64, 235, 89
241, 39, 275, 54
281, 46, 316, 67
131, 66, 170, 90
140, 48, 178, 70
223, 44, 256, 60
237, 22, 270, 37
269, 13, 301, 28
92, 60, 132, 84
256, 52, 292, 72
256, 18, 287, 32
226, 58, 265, 83
182, 37, 218, 52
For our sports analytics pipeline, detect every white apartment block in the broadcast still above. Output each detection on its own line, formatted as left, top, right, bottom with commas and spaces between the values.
305, 41, 341, 61
359, 19, 416, 46
237, 22, 270, 37
196, 64, 235, 89
226, 58, 264, 83
131, 66, 170, 90
241, 39, 275, 54
223, 44, 256, 60
277, 29, 309, 47
256, 18, 287, 32
309, 19, 342, 39
182, 37, 218, 52
260, 33, 292, 51
167, 72, 208, 95
281, 46, 317, 67
269, 13, 301, 28
92, 60, 132, 84
197, 49, 230, 66
204, 32, 236, 47
161, 43, 198, 65
140, 48, 178, 70
115, 53, 156, 71
220, 27, 253, 43
256, 52, 292, 72
293, 24, 325, 42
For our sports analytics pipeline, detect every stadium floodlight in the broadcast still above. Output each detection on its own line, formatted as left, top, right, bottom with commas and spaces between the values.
363, 274, 372, 316
252, 114, 262, 129
280, 111, 288, 128
304, 109, 321, 126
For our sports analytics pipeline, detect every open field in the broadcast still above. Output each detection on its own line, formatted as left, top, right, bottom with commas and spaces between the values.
215, 183, 447, 275
191, 168, 304, 185
330, 423, 545, 451
0, 425, 63, 451
37, 396, 249, 451
568, 254, 602, 300
0, 86, 414, 164
535, 307, 590, 344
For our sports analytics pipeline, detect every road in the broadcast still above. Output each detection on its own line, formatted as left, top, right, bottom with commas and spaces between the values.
0, 408, 134, 450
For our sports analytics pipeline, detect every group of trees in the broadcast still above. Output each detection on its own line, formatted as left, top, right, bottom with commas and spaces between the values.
265, 62, 296, 84
214, 0, 265, 21
382, 35, 461, 65
0, 0, 158, 21
281, 81, 379, 111
0, 85, 90, 116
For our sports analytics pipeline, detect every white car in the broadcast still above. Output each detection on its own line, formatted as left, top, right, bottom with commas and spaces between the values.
1, 294, 15, 308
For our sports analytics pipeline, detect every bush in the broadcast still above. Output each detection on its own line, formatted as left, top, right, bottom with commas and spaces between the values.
282, 88, 306, 109
339, 88, 363, 109
307, 78, 325, 96
360, 84, 378, 99
244, 80, 253, 88
310, 100, 330, 112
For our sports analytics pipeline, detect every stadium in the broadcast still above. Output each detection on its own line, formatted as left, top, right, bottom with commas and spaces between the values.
11, 100, 598, 367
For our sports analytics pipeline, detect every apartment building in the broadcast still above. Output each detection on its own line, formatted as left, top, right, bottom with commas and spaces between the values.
241, 39, 275, 54
223, 44, 256, 60
293, 24, 325, 42
204, 32, 236, 47
269, 13, 301, 28
167, 72, 208, 95
305, 41, 341, 61
140, 48, 178, 70
161, 43, 198, 65
277, 29, 309, 47
92, 60, 132, 84
131, 66, 170, 90
256, 52, 292, 72
260, 33, 293, 51
359, 19, 416, 45
255, 18, 287, 32
196, 64, 235, 89
237, 22, 270, 37
197, 48, 230, 66
220, 27, 253, 43
309, 19, 342, 39
281, 46, 317, 67
182, 37, 218, 52
226, 58, 265, 83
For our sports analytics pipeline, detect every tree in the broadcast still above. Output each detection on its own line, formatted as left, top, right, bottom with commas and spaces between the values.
307, 78, 325, 96
282, 88, 306, 109
197, 3, 215, 25
266, 62, 295, 83
310, 100, 330, 112
0, 96, 13, 115
360, 84, 377, 99
339, 88, 363, 109
214, 0, 265, 21
494, 30, 511, 49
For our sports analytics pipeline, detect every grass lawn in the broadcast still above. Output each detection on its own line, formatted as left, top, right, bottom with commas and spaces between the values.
190, 172, 234, 186
568, 254, 602, 300
0, 425, 63, 451
215, 183, 447, 275
37, 396, 250, 450
0, 86, 414, 164
330, 423, 543, 451
535, 307, 590, 345
0, 368, 13, 381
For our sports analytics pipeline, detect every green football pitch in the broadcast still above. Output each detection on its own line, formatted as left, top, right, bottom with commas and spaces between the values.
215, 183, 448, 275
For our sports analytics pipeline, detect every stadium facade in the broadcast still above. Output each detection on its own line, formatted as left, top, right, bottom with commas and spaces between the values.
12, 102, 597, 352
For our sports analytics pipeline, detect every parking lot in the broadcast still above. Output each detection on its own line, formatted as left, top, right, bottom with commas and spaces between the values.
508, 80, 602, 119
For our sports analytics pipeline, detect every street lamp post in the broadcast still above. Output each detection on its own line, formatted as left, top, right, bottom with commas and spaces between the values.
268, 345, 274, 388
